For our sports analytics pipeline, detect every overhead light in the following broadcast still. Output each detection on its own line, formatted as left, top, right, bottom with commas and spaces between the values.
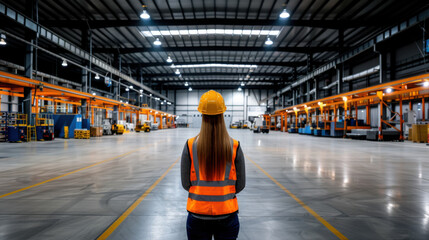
318, 102, 322, 105
164, 100, 167, 102
149, 94, 152, 96
95, 74, 100, 80
61, 59, 68, 67
126, 101, 128, 104
265, 37, 273, 46
175, 69, 181, 75
161, 102, 164, 105
129, 85, 133, 89
153, 38, 162, 46
0, 34, 6, 45
424, 81, 429, 87
139, 89, 143, 93
342, 96, 348, 101
238, 87, 242, 91
179, 74, 182, 78
279, 9, 290, 19
125, 88, 129, 91
167, 102, 172, 105
171, 63, 257, 69
188, 87, 192, 91
185, 82, 189, 86
241, 82, 245, 86
166, 56, 173, 63
246, 75, 250, 78
155, 111, 158, 114
140, 94, 143, 97
120, 100, 123, 102
141, 29, 281, 37
140, 7, 150, 19
386, 88, 392, 93
92, 92, 96, 96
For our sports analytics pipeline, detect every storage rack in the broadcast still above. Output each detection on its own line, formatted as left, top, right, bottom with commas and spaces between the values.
0, 112, 7, 142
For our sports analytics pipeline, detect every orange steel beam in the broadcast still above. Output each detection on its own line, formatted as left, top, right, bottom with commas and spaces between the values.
275, 73, 429, 114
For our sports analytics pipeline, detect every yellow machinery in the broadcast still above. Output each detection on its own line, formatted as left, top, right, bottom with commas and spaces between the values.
112, 124, 124, 135
136, 120, 151, 132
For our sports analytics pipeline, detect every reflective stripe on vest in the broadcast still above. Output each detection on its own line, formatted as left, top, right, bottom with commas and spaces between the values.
187, 137, 239, 215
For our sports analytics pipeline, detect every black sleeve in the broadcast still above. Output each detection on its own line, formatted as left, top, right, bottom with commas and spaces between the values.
181, 140, 192, 191
235, 143, 246, 194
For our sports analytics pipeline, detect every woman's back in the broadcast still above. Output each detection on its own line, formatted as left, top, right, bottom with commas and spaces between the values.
181, 90, 246, 240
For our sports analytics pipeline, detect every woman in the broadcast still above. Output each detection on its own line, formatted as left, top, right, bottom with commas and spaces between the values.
181, 90, 246, 240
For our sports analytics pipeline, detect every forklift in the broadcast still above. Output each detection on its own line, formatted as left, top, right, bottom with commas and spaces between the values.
111, 121, 125, 135
135, 120, 151, 132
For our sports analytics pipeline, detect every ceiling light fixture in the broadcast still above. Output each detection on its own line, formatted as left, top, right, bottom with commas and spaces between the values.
92, 92, 96, 96
0, 34, 6, 45
61, 59, 68, 67
125, 88, 129, 91
153, 38, 162, 46
185, 82, 189, 86
238, 87, 242, 91
171, 63, 257, 69
140, 94, 143, 97
279, 9, 290, 19
140, 5, 150, 19
95, 74, 100, 80
386, 88, 393, 93
140, 89, 143, 93
175, 69, 181, 75
424, 81, 429, 87
141, 29, 281, 37
240, 82, 245, 86
188, 87, 192, 91
129, 85, 133, 89
265, 37, 273, 46
166, 56, 173, 63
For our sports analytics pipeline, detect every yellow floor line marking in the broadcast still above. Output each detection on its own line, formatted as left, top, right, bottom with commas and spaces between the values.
97, 158, 179, 240
0, 146, 152, 199
246, 155, 348, 240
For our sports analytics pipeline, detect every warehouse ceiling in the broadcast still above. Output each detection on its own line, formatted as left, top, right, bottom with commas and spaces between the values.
1, 0, 427, 90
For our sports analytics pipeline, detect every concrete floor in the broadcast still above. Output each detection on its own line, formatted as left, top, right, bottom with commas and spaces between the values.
0, 129, 428, 239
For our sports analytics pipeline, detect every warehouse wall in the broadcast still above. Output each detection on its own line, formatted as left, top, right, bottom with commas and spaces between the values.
0, 94, 19, 112
174, 89, 268, 128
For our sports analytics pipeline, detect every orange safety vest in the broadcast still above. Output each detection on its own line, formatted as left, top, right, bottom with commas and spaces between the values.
187, 136, 239, 216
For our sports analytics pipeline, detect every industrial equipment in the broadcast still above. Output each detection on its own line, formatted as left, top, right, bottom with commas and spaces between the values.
252, 117, 269, 133
33, 113, 54, 141
112, 123, 125, 135
135, 120, 151, 132
230, 122, 241, 129
103, 119, 112, 135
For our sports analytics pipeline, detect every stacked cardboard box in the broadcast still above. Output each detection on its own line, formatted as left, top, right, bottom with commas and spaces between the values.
411, 124, 428, 143
90, 127, 103, 137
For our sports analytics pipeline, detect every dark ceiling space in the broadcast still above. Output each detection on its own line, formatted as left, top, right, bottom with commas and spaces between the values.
0, 0, 427, 90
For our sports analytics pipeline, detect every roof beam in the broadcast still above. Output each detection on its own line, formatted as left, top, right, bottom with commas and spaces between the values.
139, 72, 287, 78
162, 85, 277, 90
124, 61, 311, 68
40, 19, 373, 29
93, 46, 340, 54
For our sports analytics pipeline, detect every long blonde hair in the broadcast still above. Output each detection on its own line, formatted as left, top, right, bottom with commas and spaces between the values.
197, 114, 232, 181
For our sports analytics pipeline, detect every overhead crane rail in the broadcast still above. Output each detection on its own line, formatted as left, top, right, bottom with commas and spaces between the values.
268, 73, 429, 141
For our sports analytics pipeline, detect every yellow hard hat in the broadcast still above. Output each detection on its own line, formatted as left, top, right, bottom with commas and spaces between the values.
198, 90, 226, 115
